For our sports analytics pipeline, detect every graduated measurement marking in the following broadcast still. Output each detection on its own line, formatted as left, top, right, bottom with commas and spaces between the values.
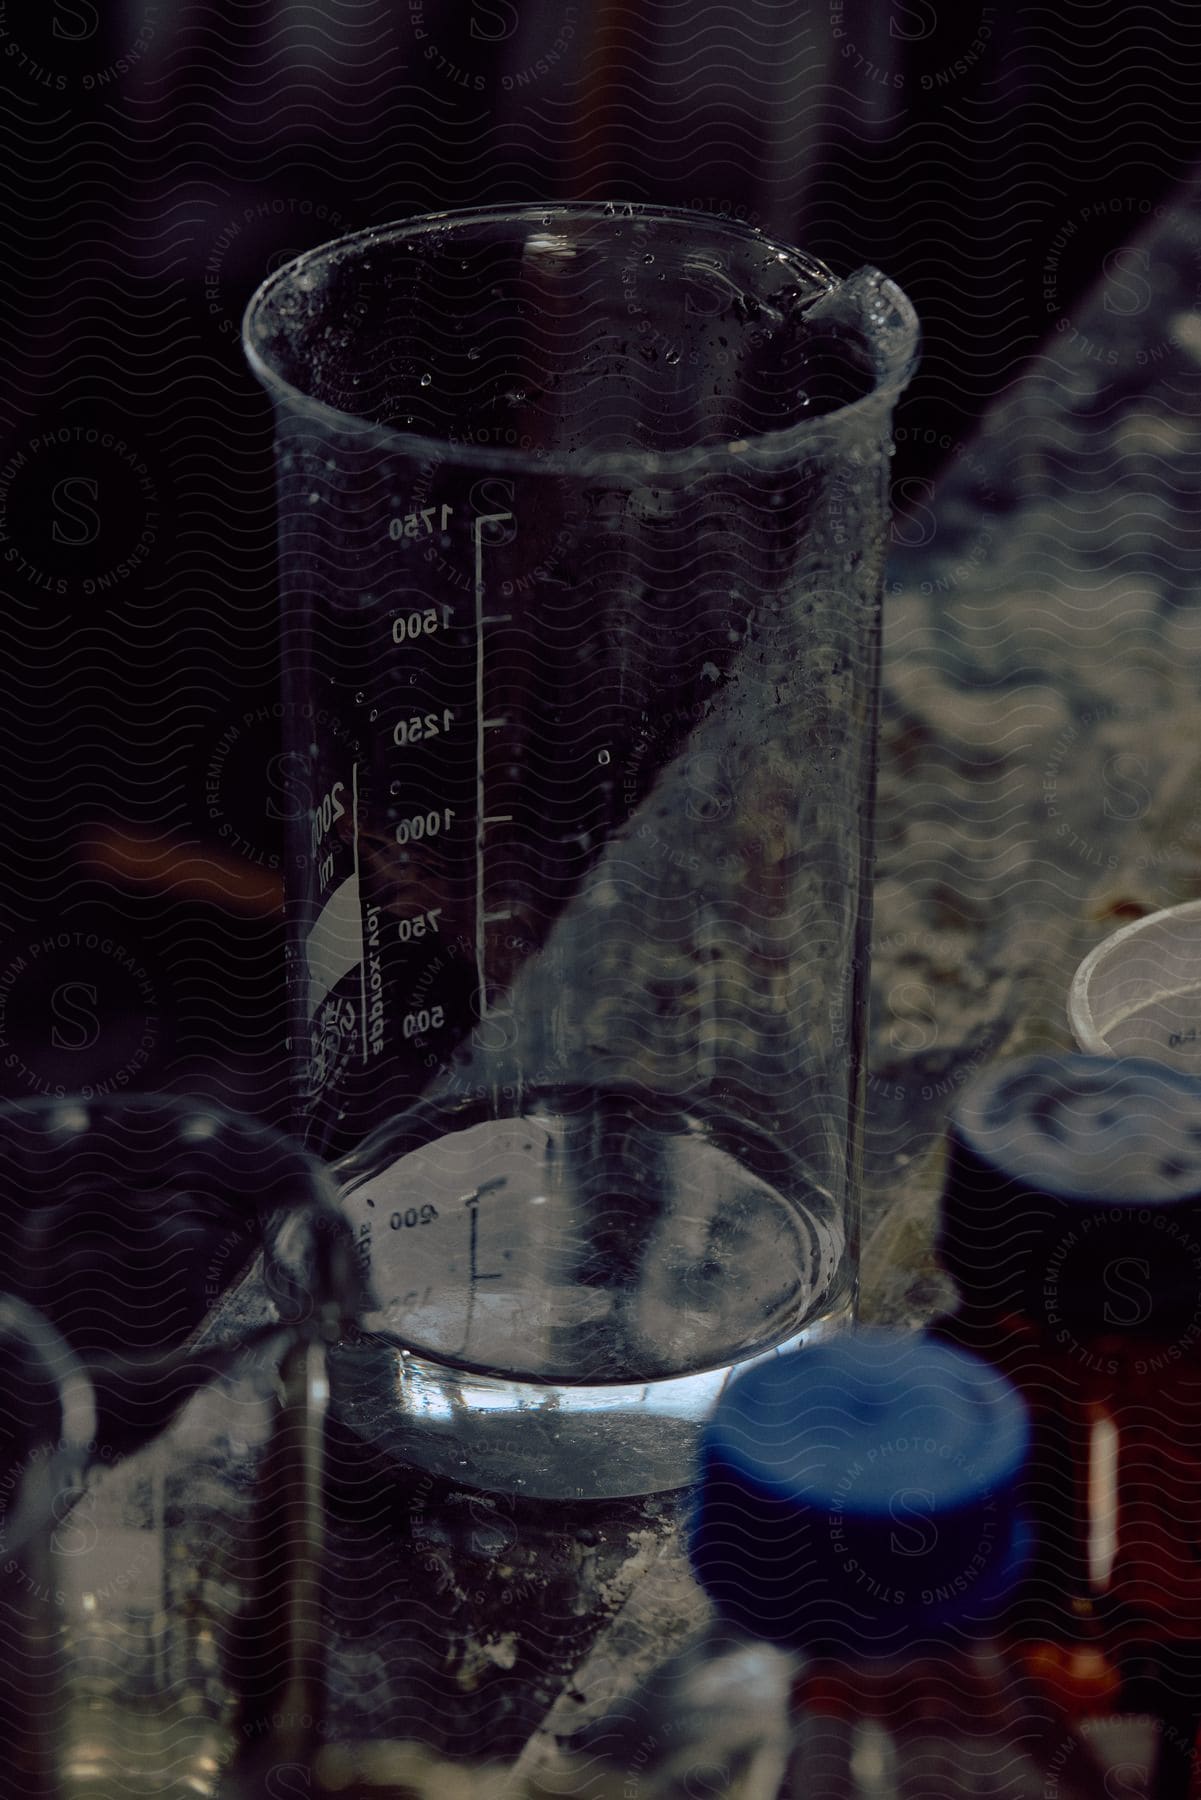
394, 806, 455, 847
473, 511, 514, 1023
465, 1179, 506, 1284
393, 708, 455, 749
462, 1178, 507, 1355
389, 505, 454, 541
391, 605, 453, 643
396, 907, 442, 943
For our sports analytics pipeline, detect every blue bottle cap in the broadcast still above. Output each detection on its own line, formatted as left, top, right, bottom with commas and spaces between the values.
938, 1054, 1201, 1333
690, 1331, 1030, 1652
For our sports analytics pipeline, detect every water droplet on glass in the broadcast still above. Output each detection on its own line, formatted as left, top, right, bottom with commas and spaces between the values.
466, 346, 481, 361
368, 708, 379, 722
664, 348, 681, 366
642, 253, 654, 265
419, 372, 432, 388
353, 691, 365, 705
390, 780, 402, 797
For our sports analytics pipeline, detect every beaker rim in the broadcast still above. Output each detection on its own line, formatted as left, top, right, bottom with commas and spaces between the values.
242, 201, 920, 479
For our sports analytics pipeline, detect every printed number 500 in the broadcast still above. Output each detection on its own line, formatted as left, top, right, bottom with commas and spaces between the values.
403, 1006, 445, 1038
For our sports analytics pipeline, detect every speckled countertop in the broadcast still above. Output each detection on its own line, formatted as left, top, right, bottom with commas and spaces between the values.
862, 170, 1201, 1328
519, 167, 1201, 1788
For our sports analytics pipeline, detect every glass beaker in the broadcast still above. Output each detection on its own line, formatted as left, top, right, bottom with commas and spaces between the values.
0, 1096, 355, 1797
1, 1295, 96, 1799
244, 203, 918, 1496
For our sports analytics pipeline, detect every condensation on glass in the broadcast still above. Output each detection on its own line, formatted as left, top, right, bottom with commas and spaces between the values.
244, 204, 918, 1496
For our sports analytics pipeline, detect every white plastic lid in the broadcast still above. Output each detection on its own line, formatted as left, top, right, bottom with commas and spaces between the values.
1068, 899, 1201, 1071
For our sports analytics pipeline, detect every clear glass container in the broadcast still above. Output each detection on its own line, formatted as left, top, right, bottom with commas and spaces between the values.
1, 1296, 96, 1799
243, 203, 919, 1496
0, 1096, 350, 1797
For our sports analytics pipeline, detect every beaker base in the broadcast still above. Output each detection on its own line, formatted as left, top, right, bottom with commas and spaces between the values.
330, 1085, 855, 1497
330, 1293, 853, 1500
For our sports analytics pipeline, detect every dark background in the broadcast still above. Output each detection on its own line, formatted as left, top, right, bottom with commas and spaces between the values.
1, 0, 1198, 1128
